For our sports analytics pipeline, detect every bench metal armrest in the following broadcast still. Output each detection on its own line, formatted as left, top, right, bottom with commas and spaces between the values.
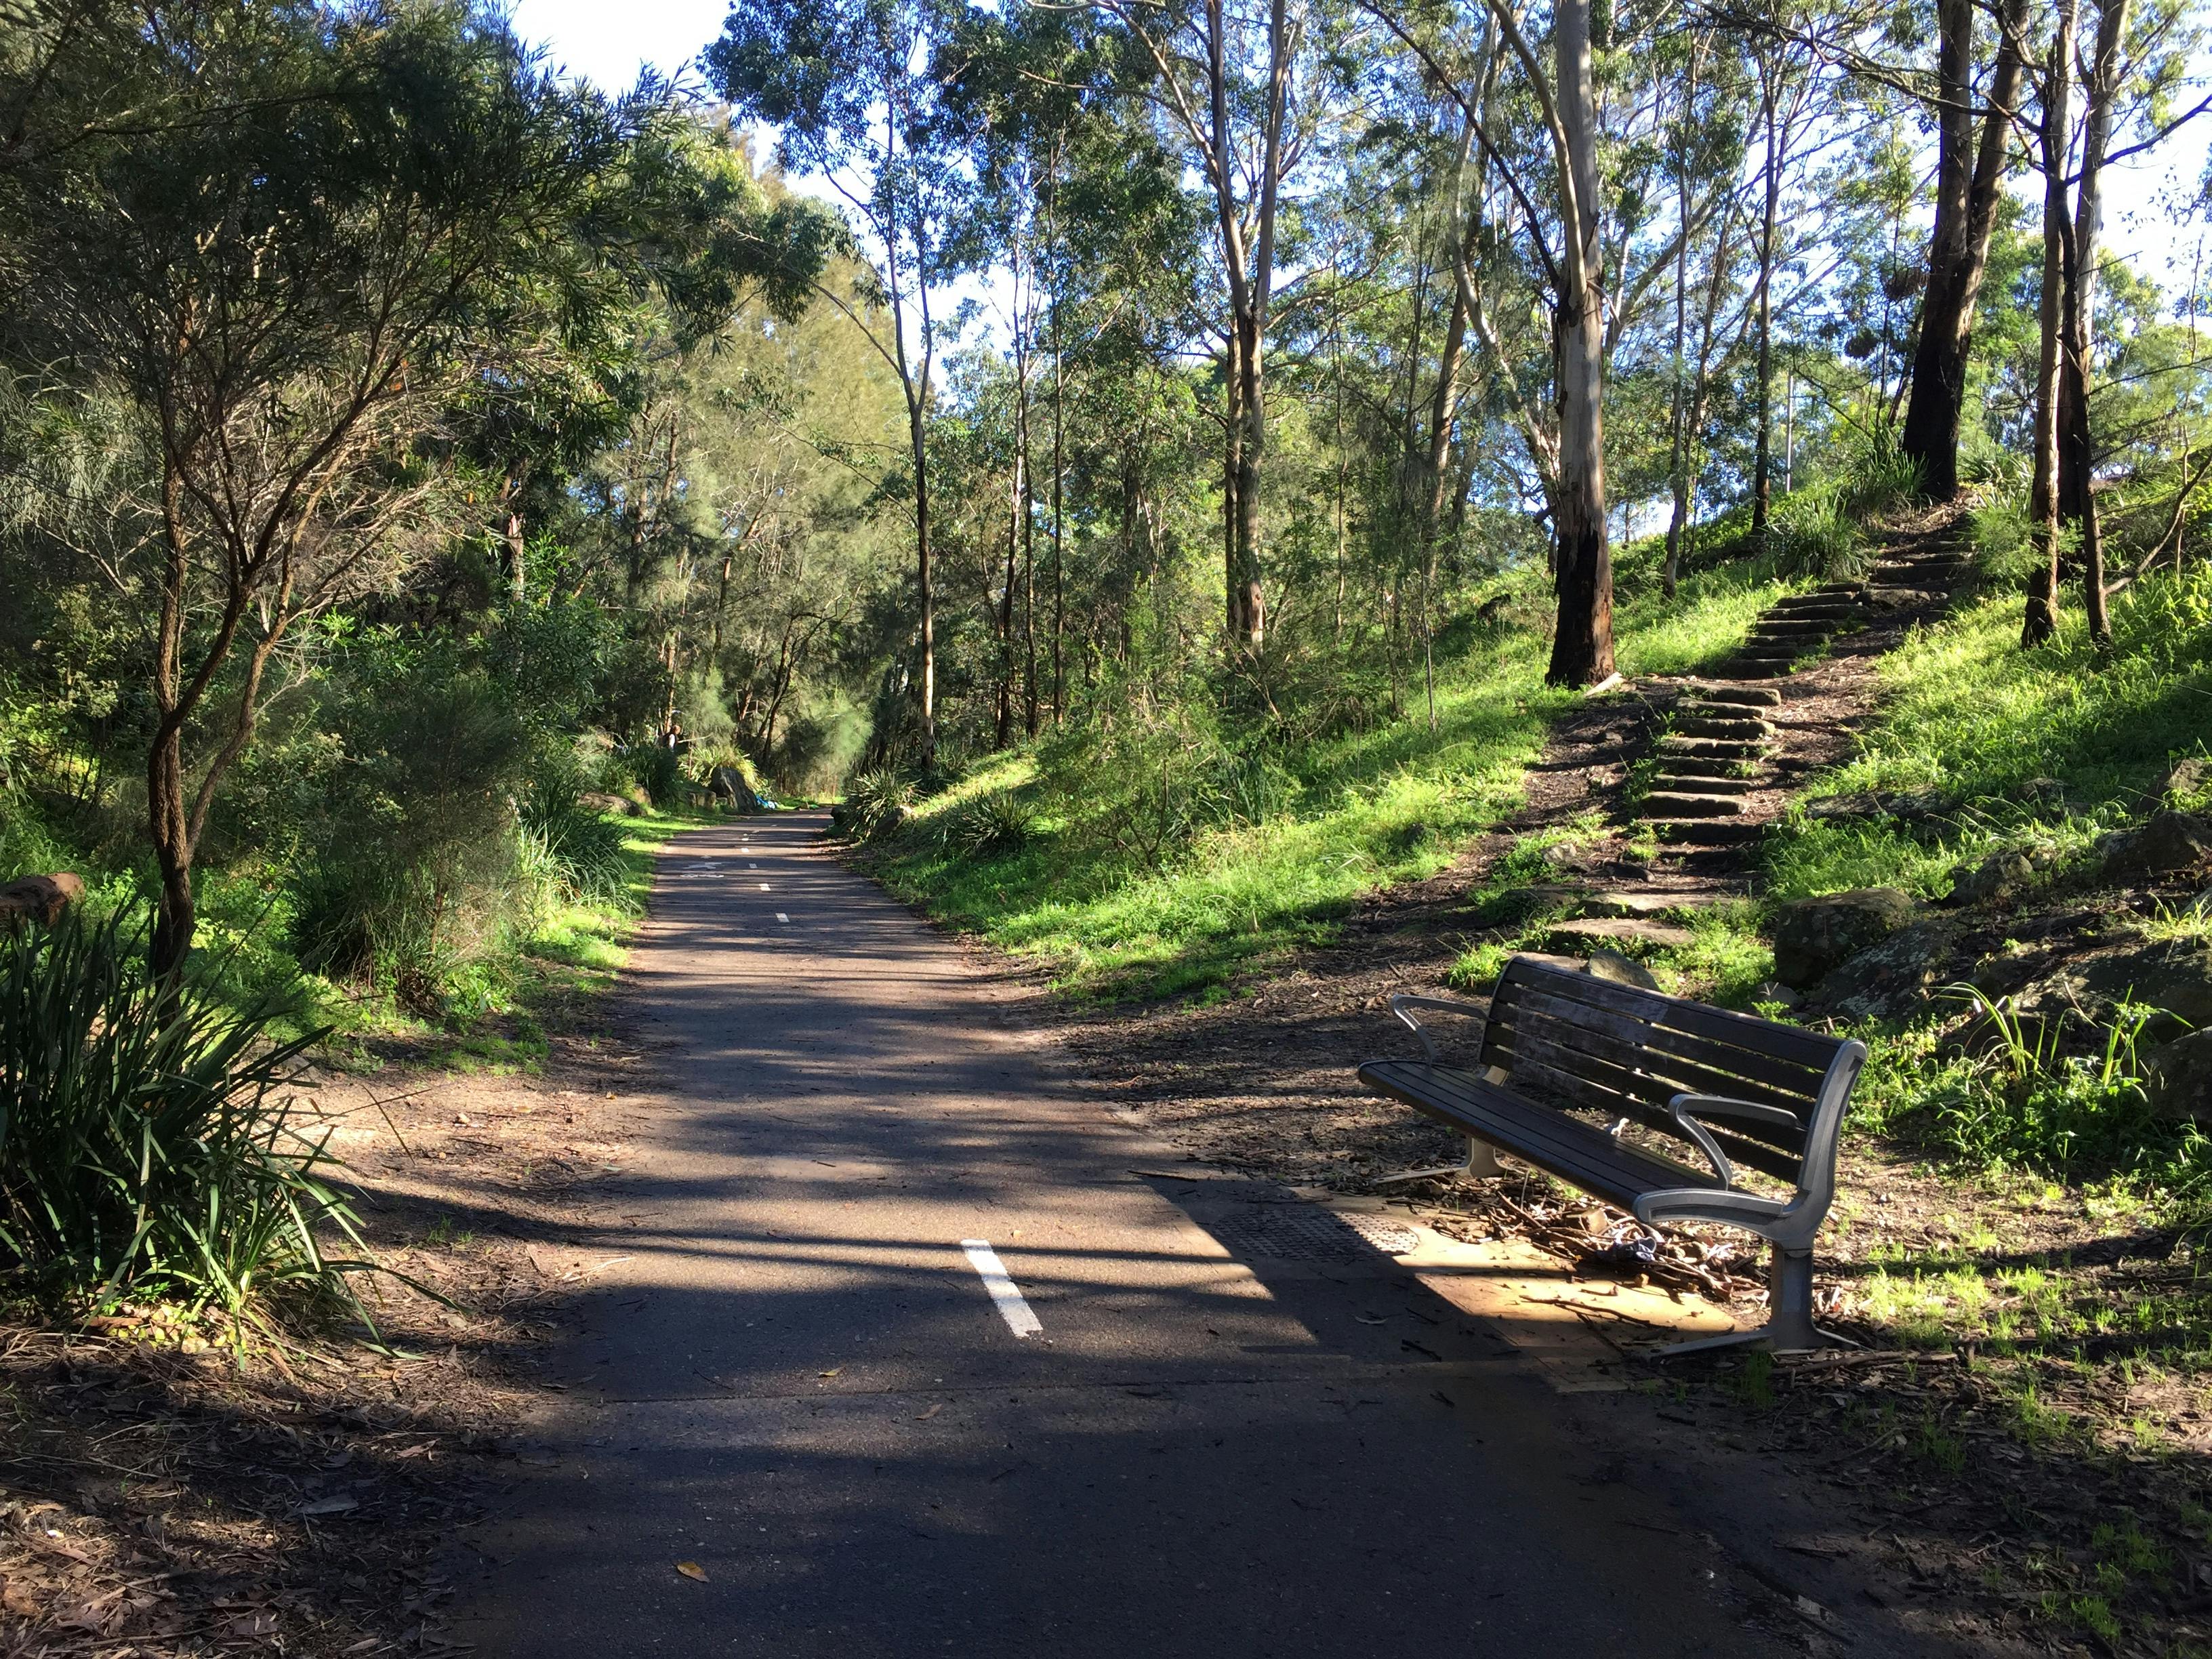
1632, 1186, 1791, 1237
1668, 1094, 1803, 1130
1389, 994, 1487, 1062
1663, 1094, 1804, 1189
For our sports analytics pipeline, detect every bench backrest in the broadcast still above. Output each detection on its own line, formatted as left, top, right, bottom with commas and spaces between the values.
1477, 956, 1854, 1187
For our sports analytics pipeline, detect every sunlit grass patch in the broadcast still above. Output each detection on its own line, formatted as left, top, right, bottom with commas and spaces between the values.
1768, 562, 2212, 900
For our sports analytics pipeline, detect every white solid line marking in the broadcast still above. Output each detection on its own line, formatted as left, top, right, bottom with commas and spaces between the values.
960, 1240, 1042, 1339
776, 912, 789, 924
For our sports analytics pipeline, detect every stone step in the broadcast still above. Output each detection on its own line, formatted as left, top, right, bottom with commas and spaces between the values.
1645, 819, 1765, 846
1747, 629, 1833, 648
1658, 736, 1768, 760
1676, 700, 1772, 722
1769, 595, 1861, 612
1545, 916, 1698, 954
1684, 682, 1782, 707
1641, 792, 1750, 818
1704, 660, 1788, 680
1673, 716, 1772, 740
1759, 608, 1853, 627
1652, 753, 1755, 779
1650, 773, 1755, 795
1580, 890, 1724, 920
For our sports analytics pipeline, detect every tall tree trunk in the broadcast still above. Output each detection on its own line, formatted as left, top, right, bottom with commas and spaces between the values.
2070, 0, 2129, 645
1664, 65, 1693, 602
995, 441, 1023, 750
1050, 316, 1065, 725
1752, 68, 1780, 540
912, 401, 935, 756
2024, 0, 2076, 647
1202, 0, 1283, 652
1546, 0, 1616, 687
1229, 308, 1267, 646
1664, 213, 1736, 600
1901, 0, 2028, 499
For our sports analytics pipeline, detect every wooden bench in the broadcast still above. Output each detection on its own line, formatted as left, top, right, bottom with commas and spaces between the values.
1358, 954, 1866, 1354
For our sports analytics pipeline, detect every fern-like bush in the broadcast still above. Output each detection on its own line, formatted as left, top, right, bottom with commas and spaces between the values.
0, 907, 367, 1320
839, 767, 918, 840
945, 788, 1033, 855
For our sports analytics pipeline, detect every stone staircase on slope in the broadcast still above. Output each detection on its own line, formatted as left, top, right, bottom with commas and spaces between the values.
1632, 530, 1973, 846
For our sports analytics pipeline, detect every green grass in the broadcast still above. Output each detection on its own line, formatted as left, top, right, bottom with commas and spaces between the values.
0, 790, 712, 1065
1767, 559, 2212, 900
869, 551, 1805, 999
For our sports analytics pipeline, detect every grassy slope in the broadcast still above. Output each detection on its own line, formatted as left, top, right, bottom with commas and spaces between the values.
871, 551, 1803, 998
1767, 563, 2212, 899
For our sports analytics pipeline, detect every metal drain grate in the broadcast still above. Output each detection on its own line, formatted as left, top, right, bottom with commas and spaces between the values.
1205, 1204, 1420, 1262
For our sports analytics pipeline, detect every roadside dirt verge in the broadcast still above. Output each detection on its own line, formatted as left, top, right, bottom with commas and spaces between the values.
0, 990, 663, 1658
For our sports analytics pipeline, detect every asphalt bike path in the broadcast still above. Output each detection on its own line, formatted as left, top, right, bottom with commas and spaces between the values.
448, 814, 1793, 1657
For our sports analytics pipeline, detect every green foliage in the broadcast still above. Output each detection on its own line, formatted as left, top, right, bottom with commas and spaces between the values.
944, 787, 1035, 855
1923, 988, 2172, 1176
1841, 422, 1924, 518
1763, 482, 1866, 581
1848, 996, 2211, 1210
516, 800, 634, 908
841, 767, 920, 841
0, 907, 366, 1321
616, 743, 683, 810
1770, 564, 2212, 899
287, 645, 535, 1006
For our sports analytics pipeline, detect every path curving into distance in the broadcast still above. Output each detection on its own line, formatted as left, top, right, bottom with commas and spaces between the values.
447, 812, 1799, 1658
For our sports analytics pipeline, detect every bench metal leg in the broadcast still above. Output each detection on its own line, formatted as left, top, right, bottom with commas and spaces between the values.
1652, 1246, 1858, 1358
1371, 1134, 1504, 1187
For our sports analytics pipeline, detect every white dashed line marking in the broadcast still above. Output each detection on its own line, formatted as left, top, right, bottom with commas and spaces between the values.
960, 1240, 1042, 1339
775, 912, 789, 924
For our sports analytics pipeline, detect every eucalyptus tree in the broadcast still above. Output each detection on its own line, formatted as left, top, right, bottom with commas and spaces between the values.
0, 3, 817, 976
708, 0, 975, 759
1050, 0, 1359, 654
2020, 0, 2201, 644
1898, 0, 2030, 500
1368, 0, 1720, 684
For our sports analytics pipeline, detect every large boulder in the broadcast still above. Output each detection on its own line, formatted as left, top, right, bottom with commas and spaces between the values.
1582, 948, 1661, 991
2012, 937, 2212, 1043
0, 872, 85, 927
1949, 848, 2034, 905
1, 872, 85, 924
2138, 757, 2209, 814
712, 766, 764, 813
2098, 811, 2212, 879
1771, 887, 1916, 989
1814, 922, 1958, 1021
2145, 1029, 2212, 1124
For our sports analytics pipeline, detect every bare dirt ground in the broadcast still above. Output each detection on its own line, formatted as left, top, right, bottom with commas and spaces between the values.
0, 985, 664, 1658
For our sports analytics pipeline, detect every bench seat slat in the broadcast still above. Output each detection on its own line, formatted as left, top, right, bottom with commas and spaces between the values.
1496, 983, 1827, 1104
1499, 1029, 1808, 1183
1492, 963, 1845, 1073
1358, 1060, 1722, 1206
1500, 1018, 1817, 1136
